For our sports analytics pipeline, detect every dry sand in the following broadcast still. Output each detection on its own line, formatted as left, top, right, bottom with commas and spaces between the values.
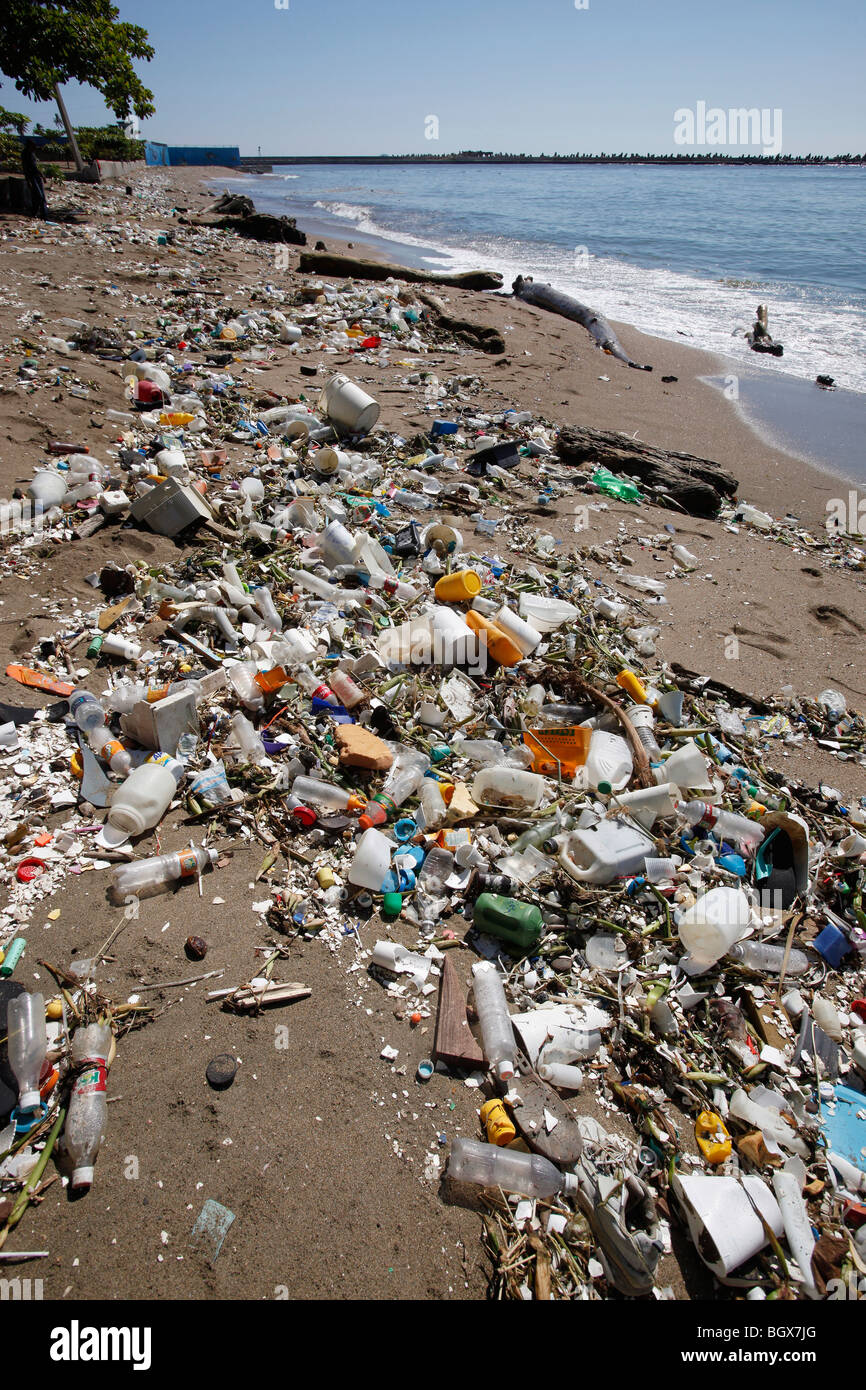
0, 165, 862, 1302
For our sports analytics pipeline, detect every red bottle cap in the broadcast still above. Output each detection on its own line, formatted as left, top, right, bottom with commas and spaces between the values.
292, 805, 317, 828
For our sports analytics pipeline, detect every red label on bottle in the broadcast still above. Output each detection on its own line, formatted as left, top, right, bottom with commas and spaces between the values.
74, 1059, 107, 1097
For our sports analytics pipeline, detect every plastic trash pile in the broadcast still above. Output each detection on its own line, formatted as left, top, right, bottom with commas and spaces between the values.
1, 240, 865, 1299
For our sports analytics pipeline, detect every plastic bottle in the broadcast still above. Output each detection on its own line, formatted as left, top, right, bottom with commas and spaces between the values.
230, 712, 267, 765
110, 847, 218, 902
541, 1032, 603, 1063
7, 991, 46, 1112
415, 845, 454, 896
471, 963, 516, 1080
447, 1137, 578, 1199
671, 544, 698, 570
472, 893, 544, 952
65, 1021, 111, 1189
329, 668, 366, 709
252, 587, 282, 633
419, 776, 448, 830
359, 748, 429, 829
100, 634, 141, 662
727, 940, 808, 975
471, 768, 544, 812
294, 667, 337, 705
676, 800, 765, 848
68, 688, 131, 775
367, 572, 421, 603
629, 705, 661, 761
107, 753, 185, 838
348, 827, 393, 890
584, 730, 633, 793
227, 662, 265, 712
290, 776, 365, 814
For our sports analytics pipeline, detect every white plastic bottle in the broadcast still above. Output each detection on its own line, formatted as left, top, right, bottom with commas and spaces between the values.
447, 1137, 578, 1199
727, 940, 808, 975
110, 847, 218, 902
227, 662, 264, 712
7, 992, 46, 1112
584, 730, 633, 793
107, 753, 185, 838
471, 962, 515, 1081
65, 1021, 111, 1190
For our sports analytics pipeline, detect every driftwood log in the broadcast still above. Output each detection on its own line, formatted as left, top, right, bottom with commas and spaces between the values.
185, 193, 306, 245
557, 423, 738, 518
298, 250, 503, 292
416, 291, 506, 355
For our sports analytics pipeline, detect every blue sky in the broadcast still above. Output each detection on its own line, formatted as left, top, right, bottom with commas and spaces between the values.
4, 0, 865, 155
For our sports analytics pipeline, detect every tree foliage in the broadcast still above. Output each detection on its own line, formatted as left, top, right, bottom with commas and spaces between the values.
0, 0, 155, 120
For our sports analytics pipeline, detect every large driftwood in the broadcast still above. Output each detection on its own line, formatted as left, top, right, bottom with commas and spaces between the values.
185, 194, 306, 245
513, 275, 651, 371
557, 423, 738, 517
417, 291, 506, 355
298, 250, 503, 292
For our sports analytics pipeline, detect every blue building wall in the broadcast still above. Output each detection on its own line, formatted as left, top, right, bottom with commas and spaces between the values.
145, 142, 170, 166
165, 147, 241, 167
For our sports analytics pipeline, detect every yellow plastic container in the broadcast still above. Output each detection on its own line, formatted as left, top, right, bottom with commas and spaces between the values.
480, 1098, 517, 1147
464, 610, 522, 667
433, 569, 482, 603
695, 1110, 732, 1165
616, 669, 649, 704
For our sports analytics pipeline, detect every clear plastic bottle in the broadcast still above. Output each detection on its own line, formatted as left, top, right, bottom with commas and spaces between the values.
727, 940, 808, 975
294, 667, 337, 705
367, 572, 421, 603
68, 688, 131, 775
419, 776, 448, 830
290, 775, 365, 813
252, 586, 282, 633
447, 1137, 577, 1198
629, 705, 662, 762
230, 712, 267, 765
65, 1021, 111, 1190
107, 753, 185, 838
110, 847, 218, 902
416, 845, 454, 896
359, 747, 430, 829
7, 991, 46, 1112
471, 962, 516, 1081
676, 799, 765, 848
329, 668, 366, 709
227, 662, 264, 712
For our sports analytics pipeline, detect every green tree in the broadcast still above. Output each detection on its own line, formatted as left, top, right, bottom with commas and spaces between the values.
0, 0, 155, 120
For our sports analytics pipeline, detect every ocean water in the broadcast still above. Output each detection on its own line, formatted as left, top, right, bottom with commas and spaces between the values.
219, 163, 866, 479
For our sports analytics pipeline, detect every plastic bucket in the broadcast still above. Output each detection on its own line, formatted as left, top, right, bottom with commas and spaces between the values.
677, 886, 751, 967
319, 374, 380, 435
434, 569, 481, 603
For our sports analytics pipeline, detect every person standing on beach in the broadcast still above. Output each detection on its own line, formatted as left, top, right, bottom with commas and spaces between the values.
21, 139, 48, 220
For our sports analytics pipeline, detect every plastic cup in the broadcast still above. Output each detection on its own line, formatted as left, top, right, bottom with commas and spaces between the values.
318, 520, 357, 568
493, 605, 542, 655
423, 522, 463, 556
433, 569, 482, 603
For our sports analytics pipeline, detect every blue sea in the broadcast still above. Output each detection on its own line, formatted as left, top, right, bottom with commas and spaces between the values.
221, 163, 866, 478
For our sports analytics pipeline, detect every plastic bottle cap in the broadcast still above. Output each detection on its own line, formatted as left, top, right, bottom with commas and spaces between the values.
382, 892, 403, 916
71, 1165, 95, 1188
205, 1054, 238, 1089
15, 858, 47, 882
597, 781, 612, 796
292, 805, 318, 828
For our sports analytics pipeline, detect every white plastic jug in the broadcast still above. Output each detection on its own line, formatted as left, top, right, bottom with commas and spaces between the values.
657, 739, 712, 791
558, 820, 656, 885
584, 730, 633, 792
471, 768, 545, 812
107, 754, 184, 840
348, 828, 392, 890
677, 886, 751, 967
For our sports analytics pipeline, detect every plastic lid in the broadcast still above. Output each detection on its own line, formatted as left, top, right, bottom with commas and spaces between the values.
597, 781, 612, 796
71, 1164, 95, 1188
16, 857, 47, 882
19, 1089, 41, 1112
99, 820, 134, 848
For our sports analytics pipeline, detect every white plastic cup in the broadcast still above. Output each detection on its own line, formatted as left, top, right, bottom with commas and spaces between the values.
658, 739, 712, 790
493, 606, 542, 656
313, 447, 349, 477
319, 374, 380, 434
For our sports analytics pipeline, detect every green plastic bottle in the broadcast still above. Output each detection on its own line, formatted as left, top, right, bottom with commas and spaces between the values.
472, 893, 544, 953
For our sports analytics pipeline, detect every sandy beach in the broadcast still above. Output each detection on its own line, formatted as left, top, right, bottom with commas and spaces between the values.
0, 164, 864, 1302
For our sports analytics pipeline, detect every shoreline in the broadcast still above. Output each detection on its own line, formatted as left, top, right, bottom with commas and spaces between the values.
212, 170, 866, 486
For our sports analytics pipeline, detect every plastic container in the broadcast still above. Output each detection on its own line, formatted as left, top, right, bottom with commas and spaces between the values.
676, 799, 765, 848
226, 662, 265, 712
329, 668, 366, 709
471, 767, 544, 812
107, 753, 184, 839
657, 740, 712, 791
65, 1021, 111, 1189
472, 962, 516, 1080
629, 705, 661, 761
677, 886, 751, 968
291, 776, 365, 814
348, 827, 392, 890
359, 747, 429, 829
557, 819, 656, 885
28, 469, 67, 507
480, 1097, 517, 1147
537, 1061, 584, 1091
472, 893, 544, 952
492, 606, 542, 656
430, 605, 475, 666
319, 374, 380, 434
447, 1137, 578, 1199
110, 848, 218, 902
7, 991, 46, 1112
728, 940, 808, 975
585, 730, 633, 793
318, 520, 358, 569
518, 592, 579, 632
68, 688, 131, 775
464, 610, 522, 667
433, 569, 481, 603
